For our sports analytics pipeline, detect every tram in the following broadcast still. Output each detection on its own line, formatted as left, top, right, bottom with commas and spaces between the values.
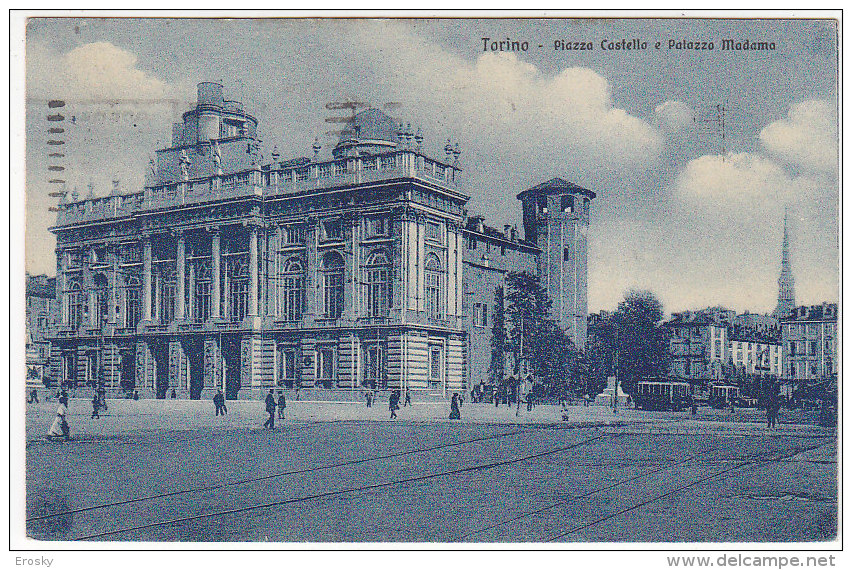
634, 378, 692, 411
709, 385, 741, 409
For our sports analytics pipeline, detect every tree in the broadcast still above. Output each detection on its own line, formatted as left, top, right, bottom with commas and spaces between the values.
504, 271, 585, 398
505, 271, 553, 376
612, 290, 670, 395
488, 286, 506, 386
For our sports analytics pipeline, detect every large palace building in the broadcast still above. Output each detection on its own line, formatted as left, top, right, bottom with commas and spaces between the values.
48, 82, 593, 399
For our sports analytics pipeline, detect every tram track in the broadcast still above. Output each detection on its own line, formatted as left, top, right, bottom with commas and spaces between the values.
542, 438, 835, 542
455, 433, 832, 542
28, 423, 537, 523
68, 430, 619, 541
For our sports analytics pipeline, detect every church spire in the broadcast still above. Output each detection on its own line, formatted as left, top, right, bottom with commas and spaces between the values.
774, 209, 796, 318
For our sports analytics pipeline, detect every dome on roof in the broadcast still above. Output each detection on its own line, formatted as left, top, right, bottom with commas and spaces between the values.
333, 108, 401, 158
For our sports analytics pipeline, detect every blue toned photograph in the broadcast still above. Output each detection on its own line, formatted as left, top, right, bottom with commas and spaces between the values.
20, 14, 838, 546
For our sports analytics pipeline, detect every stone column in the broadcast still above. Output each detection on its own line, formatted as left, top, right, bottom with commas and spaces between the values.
249, 226, 259, 316
211, 229, 221, 319
175, 231, 186, 320
109, 248, 119, 324
142, 238, 152, 321
59, 250, 69, 325
271, 226, 282, 317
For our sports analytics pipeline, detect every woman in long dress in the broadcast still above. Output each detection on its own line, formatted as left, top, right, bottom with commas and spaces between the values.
449, 393, 461, 420
48, 396, 70, 440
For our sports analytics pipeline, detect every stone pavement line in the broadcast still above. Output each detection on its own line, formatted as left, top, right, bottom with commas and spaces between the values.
72, 431, 618, 541
28, 426, 532, 523
542, 438, 835, 543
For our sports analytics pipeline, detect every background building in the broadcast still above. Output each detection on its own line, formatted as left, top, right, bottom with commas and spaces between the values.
665, 310, 729, 381
48, 82, 593, 399
781, 303, 838, 390
26, 274, 57, 389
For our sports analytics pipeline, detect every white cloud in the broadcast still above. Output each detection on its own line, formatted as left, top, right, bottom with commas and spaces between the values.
26, 41, 187, 276
674, 152, 801, 210
654, 100, 693, 134
28, 41, 176, 103
759, 99, 837, 174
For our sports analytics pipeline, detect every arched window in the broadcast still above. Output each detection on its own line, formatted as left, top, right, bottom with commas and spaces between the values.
125, 276, 142, 329
425, 253, 443, 319
322, 252, 344, 319
67, 281, 84, 328
364, 251, 391, 318
92, 273, 109, 326
227, 256, 249, 321
154, 264, 176, 324
279, 258, 305, 322
193, 260, 212, 321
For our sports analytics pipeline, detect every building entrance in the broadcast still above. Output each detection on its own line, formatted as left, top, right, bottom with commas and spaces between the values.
152, 342, 169, 399
223, 336, 241, 400
184, 338, 204, 400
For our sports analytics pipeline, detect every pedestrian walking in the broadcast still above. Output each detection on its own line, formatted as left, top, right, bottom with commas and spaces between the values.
133, 390, 139, 401
263, 389, 276, 429
389, 389, 400, 419
449, 393, 461, 419
404, 389, 412, 407
48, 395, 70, 440
766, 390, 779, 428
170, 388, 177, 399
213, 389, 226, 416
277, 392, 286, 420
27, 389, 39, 403
365, 390, 374, 408
90, 394, 101, 419
690, 395, 698, 416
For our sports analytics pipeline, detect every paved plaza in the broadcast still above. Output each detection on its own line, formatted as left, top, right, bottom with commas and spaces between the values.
25, 397, 836, 543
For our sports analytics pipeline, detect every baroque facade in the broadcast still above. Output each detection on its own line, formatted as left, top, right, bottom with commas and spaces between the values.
48, 82, 593, 399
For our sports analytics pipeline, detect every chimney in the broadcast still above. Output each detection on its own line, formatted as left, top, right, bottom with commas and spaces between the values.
503, 224, 511, 238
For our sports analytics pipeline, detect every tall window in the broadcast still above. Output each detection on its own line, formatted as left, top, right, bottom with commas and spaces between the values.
155, 265, 176, 324
364, 345, 386, 389
317, 347, 335, 388
125, 277, 142, 329
276, 345, 297, 388
67, 281, 84, 328
279, 258, 305, 322
92, 273, 109, 326
227, 256, 249, 321
429, 345, 443, 391
425, 253, 443, 319
193, 260, 212, 322
322, 252, 344, 319
364, 252, 390, 318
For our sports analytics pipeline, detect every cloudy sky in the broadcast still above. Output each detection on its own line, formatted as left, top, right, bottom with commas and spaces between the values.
23, 17, 839, 314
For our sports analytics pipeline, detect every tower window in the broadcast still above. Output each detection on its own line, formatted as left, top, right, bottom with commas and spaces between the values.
561, 195, 574, 213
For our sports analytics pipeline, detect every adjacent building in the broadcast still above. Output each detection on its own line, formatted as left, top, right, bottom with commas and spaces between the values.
47, 82, 593, 399
781, 303, 838, 386
665, 310, 730, 381
26, 274, 57, 388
